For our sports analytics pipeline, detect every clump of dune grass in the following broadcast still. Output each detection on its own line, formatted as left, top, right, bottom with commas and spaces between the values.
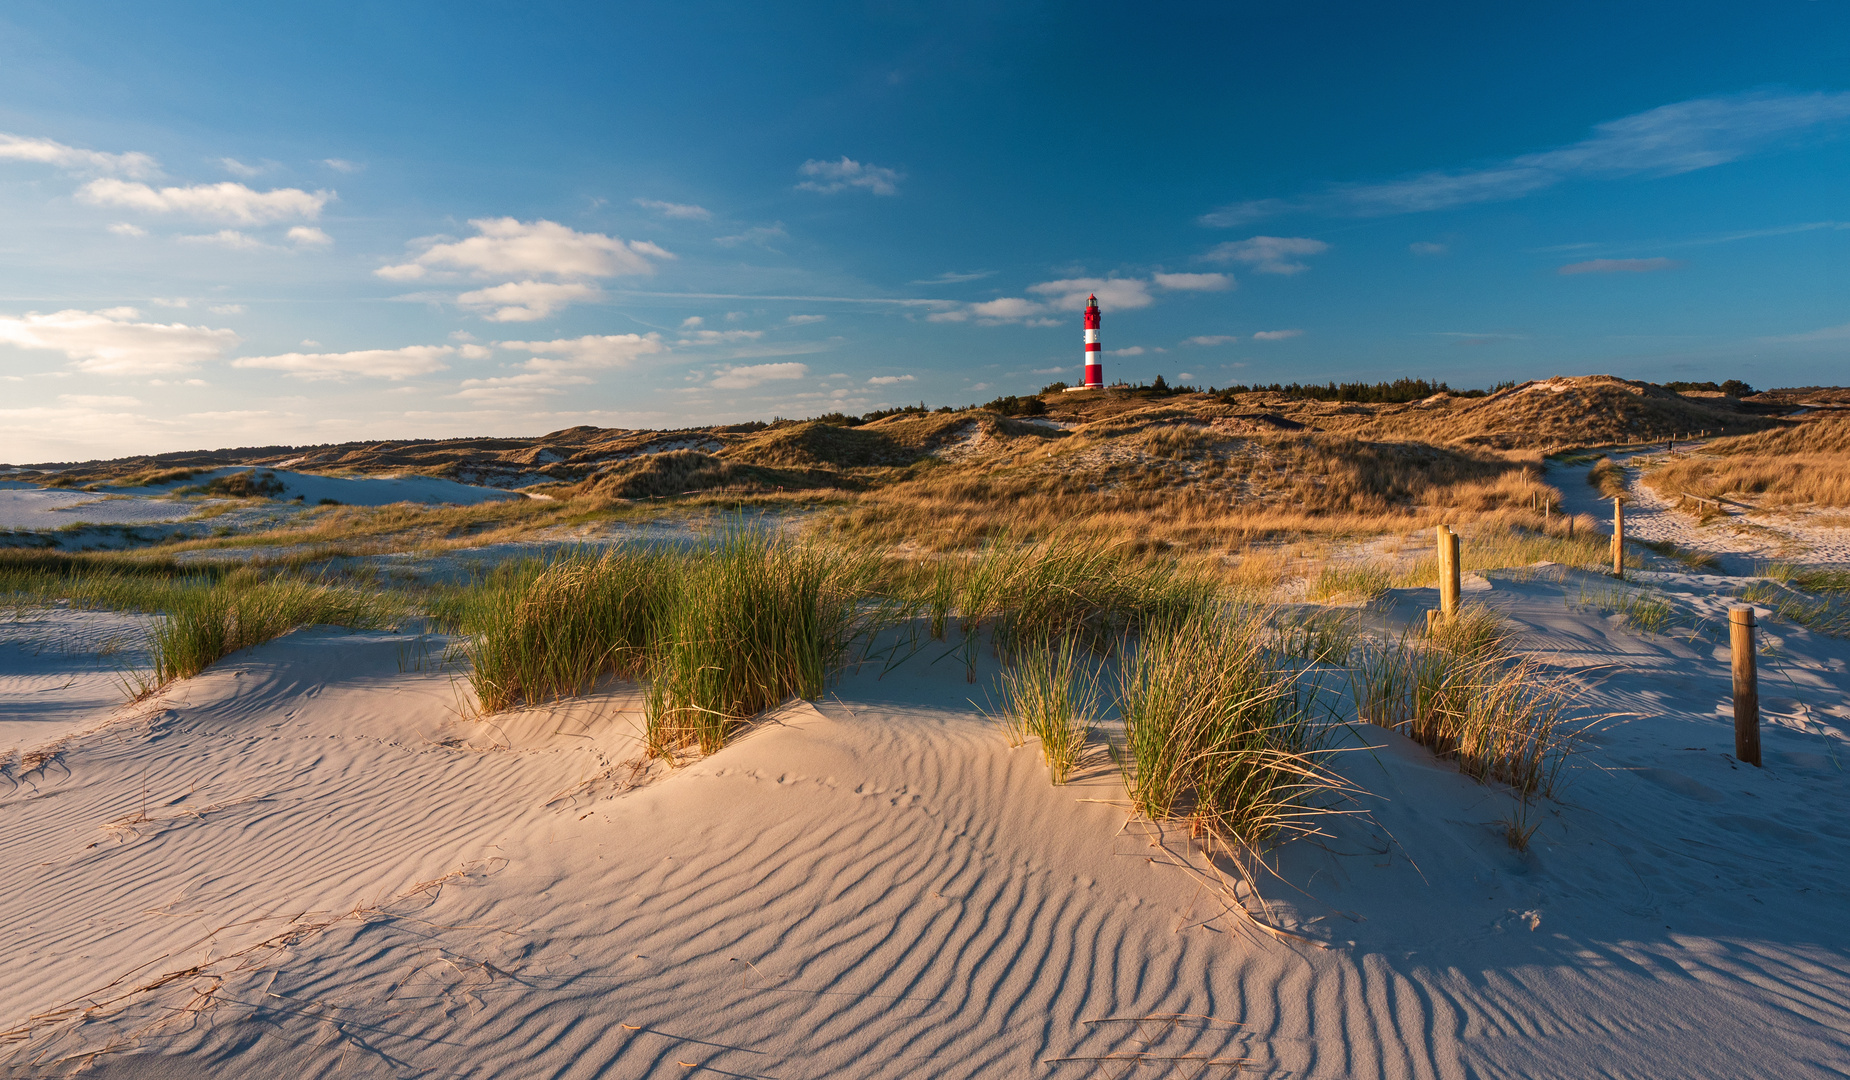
1574, 584, 1679, 636
1115, 606, 1345, 849
1635, 537, 1721, 571
1762, 562, 1850, 594
1351, 610, 1577, 798
645, 533, 873, 756
1426, 604, 1514, 657
1587, 457, 1627, 499
1740, 578, 1850, 637
941, 533, 1215, 679
1272, 607, 1360, 666
459, 549, 669, 712
148, 569, 399, 686
1306, 562, 1417, 603
993, 634, 1101, 784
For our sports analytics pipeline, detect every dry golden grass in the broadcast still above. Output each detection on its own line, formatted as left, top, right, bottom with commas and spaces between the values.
1644, 413, 1850, 508
154, 493, 657, 558
814, 428, 1558, 551
1328, 375, 1772, 451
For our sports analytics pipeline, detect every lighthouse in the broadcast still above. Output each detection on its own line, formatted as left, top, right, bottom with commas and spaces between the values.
1082, 294, 1103, 388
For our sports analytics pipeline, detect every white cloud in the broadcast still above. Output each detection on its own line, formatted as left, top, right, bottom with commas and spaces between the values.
1152, 272, 1233, 291
1202, 236, 1330, 275
1110, 346, 1145, 356
634, 198, 712, 220
1029, 277, 1156, 311
1410, 241, 1448, 256
108, 222, 147, 237
1252, 329, 1303, 340
710, 362, 809, 389
628, 240, 674, 259
680, 329, 765, 345
208, 304, 245, 315
1558, 257, 1680, 275
1770, 321, 1850, 342
458, 280, 602, 322
925, 309, 969, 323
786, 314, 827, 325
287, 225, 333, 247
912, 269, 994, 284
78, 179, 331, 224
867, 374, 916, 385
714, 223, 788, 248
0, 133, 157, 177
498, 333, 666, 372
1201, 90, 1850, 223
322, 158, 361, 173
232, 345, 455, 380
376, 218, 662, 281
1182, 335, 1240, 346
1177, 372, 1195, 380
451, 372, 594, 400
218, 158, 270, 178
59, 393, 142, 408
970, 297, 1047, 321
0, 308, 238, 374
681, 316, 704, 328
178, 229, 269, 251
796, 156, 901, 195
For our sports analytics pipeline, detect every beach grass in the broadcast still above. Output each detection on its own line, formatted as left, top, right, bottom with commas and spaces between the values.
1350, 610, 1576, 798
148, 570, 400, 686
1587, 457, 1627, 500
451, 532, 880, 757
1115, 606, 1344, 849
992, 633, 1100, 784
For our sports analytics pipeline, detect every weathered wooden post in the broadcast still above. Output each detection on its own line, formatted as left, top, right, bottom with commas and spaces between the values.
1731, 607, 1761, 766
1438, 526, 1461, 619
1611, 496, 1624, 577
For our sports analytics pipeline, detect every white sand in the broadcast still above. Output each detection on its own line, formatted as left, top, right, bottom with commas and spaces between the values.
0, 609, 155, 753
3, 576, 1848, 1077
0, 491, 208, 531
1552, 452, 1850, 570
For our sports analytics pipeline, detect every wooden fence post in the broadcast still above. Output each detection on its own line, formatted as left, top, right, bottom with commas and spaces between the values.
1611, 496, 1624, 576
1437, 526, 1461, 618
1731, 607, 1761, 767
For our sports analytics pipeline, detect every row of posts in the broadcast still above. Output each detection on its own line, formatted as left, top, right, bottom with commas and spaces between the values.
1429, 516, 1760, 767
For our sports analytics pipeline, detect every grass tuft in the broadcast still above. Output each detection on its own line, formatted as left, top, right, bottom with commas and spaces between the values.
1351, 609, 1576, 798
1587, 457, 1628, 500
993, 634, 1100, 784
1115, 606, 1345, 849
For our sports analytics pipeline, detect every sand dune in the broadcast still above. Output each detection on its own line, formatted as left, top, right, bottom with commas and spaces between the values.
4, 570, 1849, 1077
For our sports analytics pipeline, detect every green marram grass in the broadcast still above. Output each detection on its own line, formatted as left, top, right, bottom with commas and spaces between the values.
992, 633, 1101, 785
1114, 605, 1346, 850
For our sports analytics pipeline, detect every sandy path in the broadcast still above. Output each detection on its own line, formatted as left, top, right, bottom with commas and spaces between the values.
1551, 451, 1850, 572
4, 585, 1849, 1078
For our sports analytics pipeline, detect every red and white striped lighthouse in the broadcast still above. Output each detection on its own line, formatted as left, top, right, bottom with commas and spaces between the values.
1082, 294, 1103, 388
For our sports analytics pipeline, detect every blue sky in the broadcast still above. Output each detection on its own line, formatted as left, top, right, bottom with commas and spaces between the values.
1, 1, 1847, 462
